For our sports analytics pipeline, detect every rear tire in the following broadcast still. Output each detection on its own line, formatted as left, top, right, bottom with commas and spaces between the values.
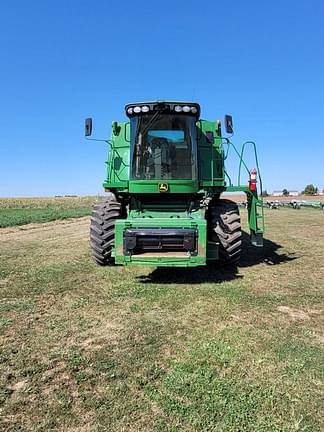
90, 199, 123, 266
208, 199, 242, 264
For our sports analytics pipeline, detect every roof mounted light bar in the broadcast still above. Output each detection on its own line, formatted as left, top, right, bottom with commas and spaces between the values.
125, 101, 200, 118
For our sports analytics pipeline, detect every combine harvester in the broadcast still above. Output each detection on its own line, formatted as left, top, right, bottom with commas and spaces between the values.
85, 101, 264, 267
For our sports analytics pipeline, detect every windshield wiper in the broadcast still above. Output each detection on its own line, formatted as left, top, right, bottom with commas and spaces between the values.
134, 111, 163, 178
138, 110, 161, 138
134, 110, 162, 156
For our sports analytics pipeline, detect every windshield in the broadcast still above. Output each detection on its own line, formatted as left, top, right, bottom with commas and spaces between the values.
130, 114, 197, 180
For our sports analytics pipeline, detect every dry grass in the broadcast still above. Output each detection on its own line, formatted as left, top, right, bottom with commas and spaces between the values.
0, 196, 98, 227
0, 196, 97, 209
0, 207, 323, 431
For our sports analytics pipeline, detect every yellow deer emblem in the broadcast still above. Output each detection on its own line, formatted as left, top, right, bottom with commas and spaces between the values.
159, 183, 169, 192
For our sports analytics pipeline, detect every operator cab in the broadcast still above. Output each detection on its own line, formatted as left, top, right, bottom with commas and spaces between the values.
126, 101, 200, 181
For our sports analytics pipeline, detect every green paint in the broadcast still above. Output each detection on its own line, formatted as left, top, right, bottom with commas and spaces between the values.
115, 217, 207, 267
92, 101, 264, 266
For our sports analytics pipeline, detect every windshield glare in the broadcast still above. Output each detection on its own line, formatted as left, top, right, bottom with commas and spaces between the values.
130, 114, 197, 180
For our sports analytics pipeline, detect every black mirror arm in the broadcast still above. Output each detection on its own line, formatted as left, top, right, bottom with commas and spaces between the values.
221, 134, 234, 144
85, 137, 112, 147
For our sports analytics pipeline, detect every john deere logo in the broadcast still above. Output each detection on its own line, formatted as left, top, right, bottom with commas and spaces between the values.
159, 183, 169, 192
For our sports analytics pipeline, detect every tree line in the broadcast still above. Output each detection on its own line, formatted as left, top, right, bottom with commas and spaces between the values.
261, 184, 320, 197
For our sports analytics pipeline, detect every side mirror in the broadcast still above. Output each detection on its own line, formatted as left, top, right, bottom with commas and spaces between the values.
85, 118, 92, 136
224, 115, 233, 134
216, 119, 222, 136
112, 121, 120, 136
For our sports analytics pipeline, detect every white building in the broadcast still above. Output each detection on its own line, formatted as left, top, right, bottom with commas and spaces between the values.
288, 191, 299, 196
273, 191, 283, 197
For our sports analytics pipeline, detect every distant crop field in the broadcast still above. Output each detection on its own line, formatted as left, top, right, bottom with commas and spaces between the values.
0, 208, 323, 431
223, 193, 324, 203
0, 196, 98, 227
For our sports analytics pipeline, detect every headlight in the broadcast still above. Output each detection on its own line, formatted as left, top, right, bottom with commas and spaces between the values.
174, 105, 183, 112
127, 107, 133, 115
182, 106, 190, 113
191, 107, 197, 114
141, 105, 149, 113
133, 106, 141, 113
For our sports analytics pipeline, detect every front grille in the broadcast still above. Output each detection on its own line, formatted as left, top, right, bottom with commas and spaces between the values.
123, 228, 197, 256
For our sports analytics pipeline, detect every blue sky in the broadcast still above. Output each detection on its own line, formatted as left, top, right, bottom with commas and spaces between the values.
0, 0, 323, 196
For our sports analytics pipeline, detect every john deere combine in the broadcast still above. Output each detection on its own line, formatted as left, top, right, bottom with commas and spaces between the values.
85, 101, 264, 267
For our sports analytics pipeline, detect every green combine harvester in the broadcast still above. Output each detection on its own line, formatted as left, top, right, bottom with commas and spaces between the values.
85, 101, 264, 267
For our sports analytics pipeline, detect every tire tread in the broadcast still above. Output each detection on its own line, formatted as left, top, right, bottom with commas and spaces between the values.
89, 199, 123, 266
208, 199, 242, 264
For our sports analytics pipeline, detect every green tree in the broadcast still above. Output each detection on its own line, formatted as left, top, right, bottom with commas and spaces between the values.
303, 184, 318, 195
261, 190, 269, 197
282, 189, 289, 196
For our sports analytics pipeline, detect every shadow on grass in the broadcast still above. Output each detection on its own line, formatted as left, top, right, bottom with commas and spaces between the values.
137, 231, 297, 284
138, 265, 242, 284
239, 231, 297, 267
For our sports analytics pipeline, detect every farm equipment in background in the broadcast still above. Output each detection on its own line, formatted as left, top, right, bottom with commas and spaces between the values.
294, 200, 324, 210
85, 101, 264, 267
258, 200, 324, 210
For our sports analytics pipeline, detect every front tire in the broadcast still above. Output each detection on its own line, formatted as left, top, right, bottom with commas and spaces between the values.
90, 199, 122, 265
208, 199, 242, 264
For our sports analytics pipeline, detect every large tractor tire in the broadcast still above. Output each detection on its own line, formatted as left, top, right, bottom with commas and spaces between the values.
208, 199, 242, 264
90, 199, 123, 265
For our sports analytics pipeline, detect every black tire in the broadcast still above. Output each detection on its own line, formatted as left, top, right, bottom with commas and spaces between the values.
90, 199, 123, 265
208, 199, 242, 264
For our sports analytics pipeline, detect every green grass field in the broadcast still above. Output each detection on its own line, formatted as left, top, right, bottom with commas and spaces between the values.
0, 197, 96, 227
0, 207, 323, 431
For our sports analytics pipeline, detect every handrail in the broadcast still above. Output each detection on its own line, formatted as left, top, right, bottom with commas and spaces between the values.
220, 138, 249, 184
224, 169, 233, 186
238, 141, 263, 194
220, 138, 263, 193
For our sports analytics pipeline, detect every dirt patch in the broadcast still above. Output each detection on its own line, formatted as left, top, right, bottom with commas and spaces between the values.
277, 306, 310, 320
42, 372, 71, 396
62, 425, 95, 432
41, 361, 67, 381
313, 334, 324, 345
0, 216, 89, 242
9, 379, 28, 392
80, 319, 123, 351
